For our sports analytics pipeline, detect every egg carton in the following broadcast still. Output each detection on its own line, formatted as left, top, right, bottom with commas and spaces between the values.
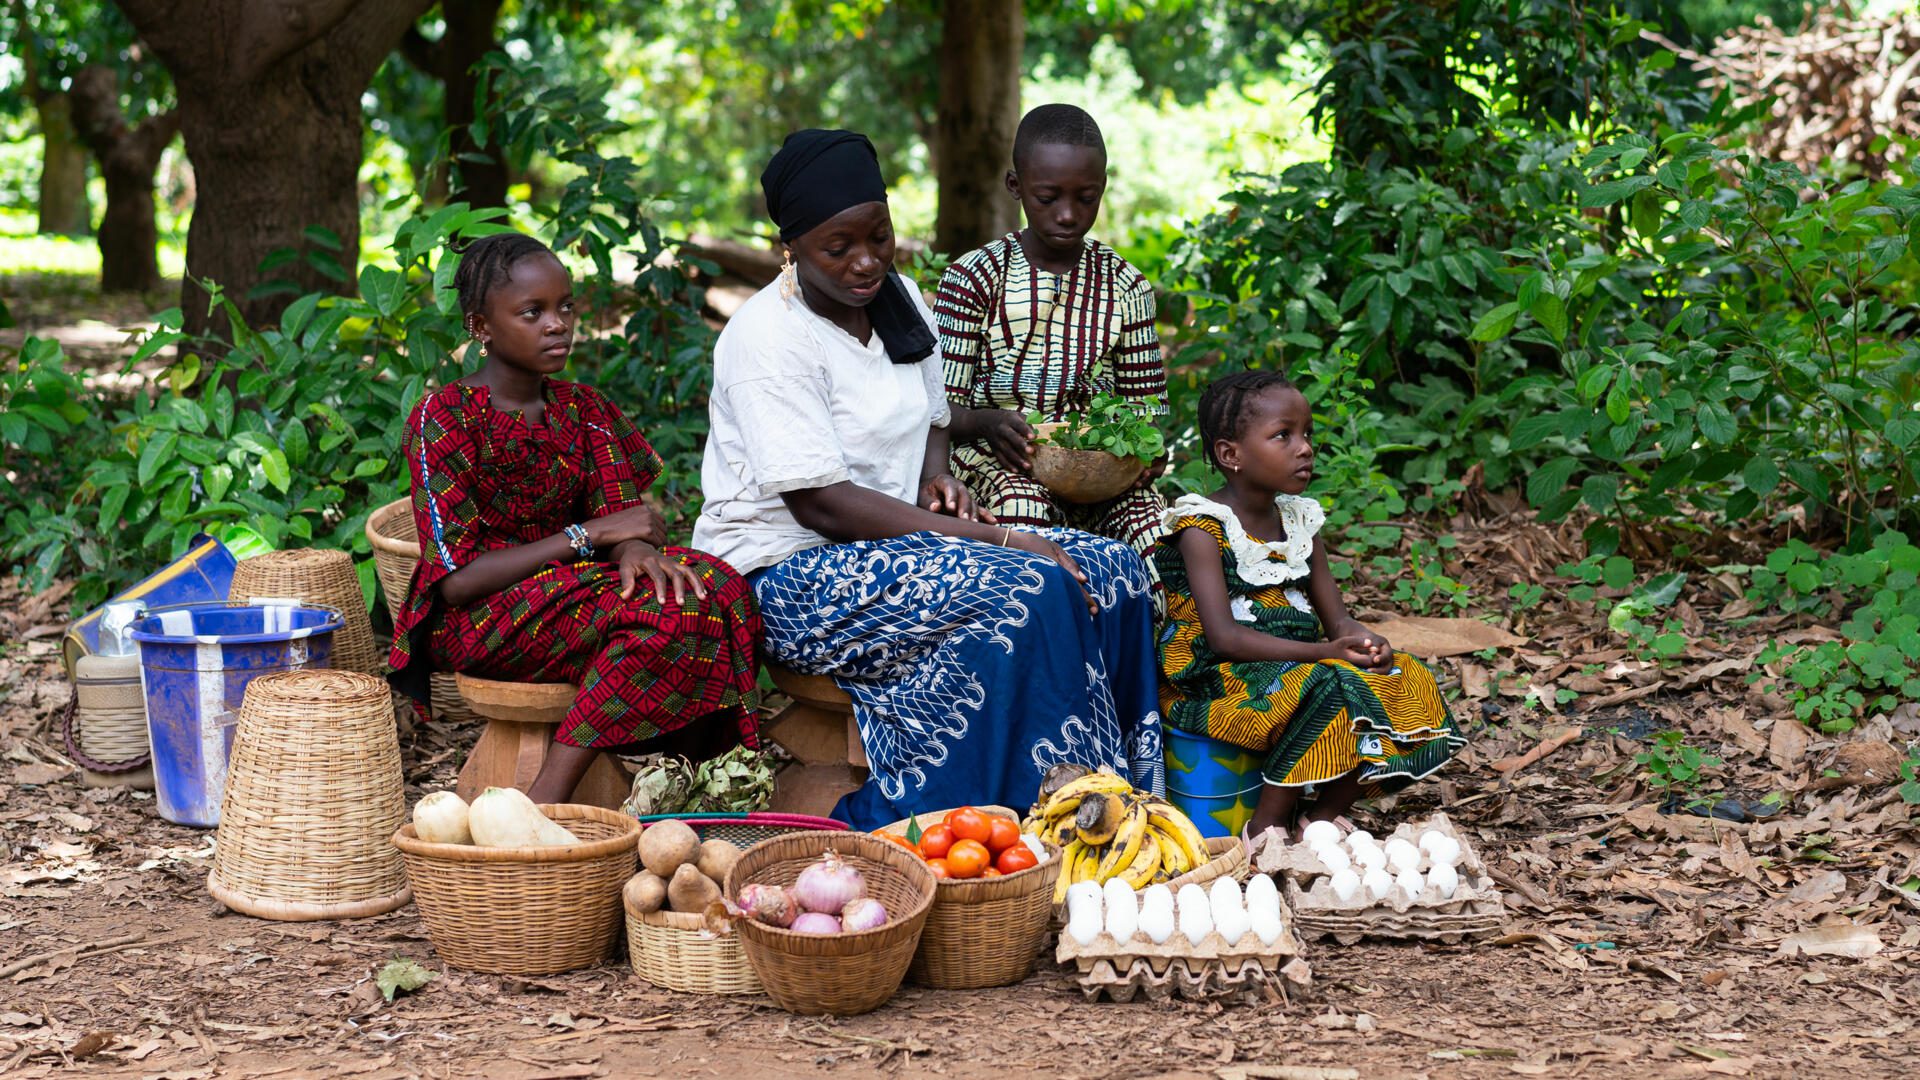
1055, 922, 1311, 1004
1253, 812, 1508, 942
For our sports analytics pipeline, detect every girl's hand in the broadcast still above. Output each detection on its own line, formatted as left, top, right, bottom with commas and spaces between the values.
1326, 634, 1382, 668
1005, 529, 1098, 616
1332, 620, 1393, 672
981, 410, 1036, 472
589, 505, 667, 549
920, 473, 994, 522
616, 541, 708, 605
1133, 454, 1169, 490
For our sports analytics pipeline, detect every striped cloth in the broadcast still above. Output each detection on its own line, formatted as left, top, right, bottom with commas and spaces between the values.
1150, 501, 1462, 792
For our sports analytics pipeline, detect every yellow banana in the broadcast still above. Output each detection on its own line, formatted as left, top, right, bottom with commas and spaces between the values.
1144, 800, 1208, 874
1150, 826, 1191, 876
1043, 769, 1132, 813
1121, 832, 1162, 888
1054, 839, 1087, 904
1094, 801, 1149, 882
1075, 792, 1127, 846
1076, 843, 1104, 887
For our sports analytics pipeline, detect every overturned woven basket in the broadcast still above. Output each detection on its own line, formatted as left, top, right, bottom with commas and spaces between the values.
208, 669, 411, 920
365, 497, 476, 723
231, 548, 380, 676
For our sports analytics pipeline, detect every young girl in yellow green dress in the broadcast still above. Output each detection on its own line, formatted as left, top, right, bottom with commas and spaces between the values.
1152, 370, 1464, 843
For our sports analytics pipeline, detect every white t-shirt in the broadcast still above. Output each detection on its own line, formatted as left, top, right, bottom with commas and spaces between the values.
693, 277, 952, 574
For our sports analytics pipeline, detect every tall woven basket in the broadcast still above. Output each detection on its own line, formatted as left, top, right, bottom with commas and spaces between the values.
725, 831, 936, 1015
230, 549, 380, 676
393, 805, 639, 975
207, 670, 412, 920
364, 498, 476, 723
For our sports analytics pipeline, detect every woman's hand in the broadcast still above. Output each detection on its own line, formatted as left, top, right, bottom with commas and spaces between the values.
979, 409, 1036, 472
616, 540, 708, 604
1005, 529, 1098, 616
589, 505, 667, 549
1132, 454, 1169, 491
919, 473, 994, 523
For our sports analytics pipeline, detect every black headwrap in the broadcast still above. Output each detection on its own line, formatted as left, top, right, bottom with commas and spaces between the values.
760, 129, 936, 365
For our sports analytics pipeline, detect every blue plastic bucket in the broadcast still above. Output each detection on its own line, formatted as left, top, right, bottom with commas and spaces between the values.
129, 602, 343, 827
62, 533, 238, 677
1163, 726, 1265, 839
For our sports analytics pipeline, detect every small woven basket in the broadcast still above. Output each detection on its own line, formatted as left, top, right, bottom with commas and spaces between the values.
625, 905, 763, 996
879, 809, 1062, 990
230, 548, 380, 676
1167, 836, 1250, 891
392, 804, 638, 975
365, 497, 476, 724
725, 831, 936, 1015
207, 670, 411, 920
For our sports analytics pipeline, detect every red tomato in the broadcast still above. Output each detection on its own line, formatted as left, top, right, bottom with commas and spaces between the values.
986, 816, 1021, 854
995, 843, 1039, 875
946, 807, 994, 845
926, 858, 952, 880
875, 832, 923, 859
980, 868, 1002, 878
918, 824, 956, 861
945, 839, 991, 879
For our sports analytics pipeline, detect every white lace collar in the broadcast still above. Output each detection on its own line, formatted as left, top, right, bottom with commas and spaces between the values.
1164, 492, 1325, 585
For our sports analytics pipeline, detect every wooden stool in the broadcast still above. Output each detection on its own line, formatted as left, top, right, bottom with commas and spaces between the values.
452, 674, 630, 810
763, 662, 868, 818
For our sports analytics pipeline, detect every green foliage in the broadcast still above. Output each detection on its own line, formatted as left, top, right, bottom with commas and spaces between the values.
1483, 132, 1920, 542
1029, 392, 1167, 462
1747, 532, 1920, 733
1635, 729, 1722, 809
1900, 746, 1920, 806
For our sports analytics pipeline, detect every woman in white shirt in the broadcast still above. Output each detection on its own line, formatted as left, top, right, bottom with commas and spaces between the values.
694, 129, 1164, 828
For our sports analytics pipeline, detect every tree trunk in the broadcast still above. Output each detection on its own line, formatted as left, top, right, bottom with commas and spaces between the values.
113, 0, 434, 338
69, 65, 180, 293
401, 0, 509, 210
35, 93, 93, 237
932, 0, 1023, 255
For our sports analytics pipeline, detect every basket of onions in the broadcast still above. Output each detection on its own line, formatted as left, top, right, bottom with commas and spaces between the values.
723, 831, 936, 1015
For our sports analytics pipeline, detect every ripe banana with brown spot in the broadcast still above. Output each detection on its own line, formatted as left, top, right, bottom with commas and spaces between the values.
1093, 800, 1149, 881
1144, 800, 1208, 874
1054, 839, 1088, 904
1120, 831, 1162, 888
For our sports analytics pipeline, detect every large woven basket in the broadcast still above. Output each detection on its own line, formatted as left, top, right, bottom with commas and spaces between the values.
878, 809, 1063, 990
230, 548, 380, 676
392, 804, 639, 975
725, 831, 936, 1015
626, 905, 763, 996
208, 670, 411, 920
365, 497, 476, 724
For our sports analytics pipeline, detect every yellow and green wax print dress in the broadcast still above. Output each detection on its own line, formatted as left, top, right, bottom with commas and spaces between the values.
1151, 493, 1463, 792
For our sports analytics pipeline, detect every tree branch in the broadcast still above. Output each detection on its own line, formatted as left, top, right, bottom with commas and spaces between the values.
399, 24, 444, 78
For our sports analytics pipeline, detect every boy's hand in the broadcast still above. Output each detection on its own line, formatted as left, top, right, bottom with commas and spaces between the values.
980, 410, 1035, 472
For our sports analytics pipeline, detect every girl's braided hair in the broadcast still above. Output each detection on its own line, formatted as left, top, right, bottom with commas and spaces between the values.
450, 232, 555, 333
1196, 369, 1299, 471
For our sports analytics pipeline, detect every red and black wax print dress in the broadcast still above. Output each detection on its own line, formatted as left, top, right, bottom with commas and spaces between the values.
386, 379, 761, 749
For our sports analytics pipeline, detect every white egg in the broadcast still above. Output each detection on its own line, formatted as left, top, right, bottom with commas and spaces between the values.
1346, 829, 1375, 849
1067, 907, 1103, 945
1329, 866, 1362, 903
1249, 905, 1285, 947
1417, 829, 1449, 855
1211, 879, 1250, 944
1427, 861, 1460, 899
1140, 883, 1174, 915
1350, 844, 1387, 872
1301, 819, 1342, 850
1103, 880, 1138, 943
1385, 838, 1422, 874
1362, 866, 1394, 901
1244, 872, 1281, 909
1140, 902, 1178, 944
1315, 844, 1353, 874
1430, 836, 1462, 867
1065, 880, 1104, 919
1177, 884, 1214, 945
1394, 868, 1424, 903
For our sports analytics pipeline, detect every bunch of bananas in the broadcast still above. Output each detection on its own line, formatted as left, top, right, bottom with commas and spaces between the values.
1024, 768, 1212, 903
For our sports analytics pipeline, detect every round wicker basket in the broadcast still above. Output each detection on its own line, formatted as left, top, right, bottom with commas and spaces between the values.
392, 804, 639, 975
1030, 424, 1145, 504
207, 670, 411, 920
876, 806, 1062, 987
230, 548, 380, 676
625, 905, 763, 996
365, 497, 476, 724
725, 831, 936, 1015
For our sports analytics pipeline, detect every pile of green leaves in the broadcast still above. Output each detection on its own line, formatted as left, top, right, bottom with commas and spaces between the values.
1635, 729, 1723, 811
1029, 392, 1167, 463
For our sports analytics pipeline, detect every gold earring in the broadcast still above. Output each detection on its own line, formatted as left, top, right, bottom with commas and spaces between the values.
779, 249, 798, 305
478, 340, 488, 357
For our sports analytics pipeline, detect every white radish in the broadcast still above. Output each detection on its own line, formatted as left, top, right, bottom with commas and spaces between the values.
1102, 879, 1139, 944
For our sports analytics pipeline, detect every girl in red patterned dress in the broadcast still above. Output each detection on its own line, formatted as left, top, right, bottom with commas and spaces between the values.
387, 232, 762, 803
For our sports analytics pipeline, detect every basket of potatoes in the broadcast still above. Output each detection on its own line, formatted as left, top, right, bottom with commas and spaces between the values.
624, 816, 844, 994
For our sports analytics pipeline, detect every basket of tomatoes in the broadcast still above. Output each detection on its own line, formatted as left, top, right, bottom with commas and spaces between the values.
877, 805, 1063, 990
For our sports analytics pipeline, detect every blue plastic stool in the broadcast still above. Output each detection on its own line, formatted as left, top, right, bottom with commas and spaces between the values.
1163, 725, 1265, 839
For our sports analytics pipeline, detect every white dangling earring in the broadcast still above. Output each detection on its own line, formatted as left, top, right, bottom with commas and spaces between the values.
779, 249, 799, 306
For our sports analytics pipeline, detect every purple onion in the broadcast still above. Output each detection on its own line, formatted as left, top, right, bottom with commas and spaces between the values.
790, 912, 842, 935
840, 897, 888, 932
791, 849, 866, 914
736, 884, 796, 928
